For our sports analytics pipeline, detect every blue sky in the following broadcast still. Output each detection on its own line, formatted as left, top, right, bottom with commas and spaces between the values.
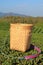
0, 0, 43, 16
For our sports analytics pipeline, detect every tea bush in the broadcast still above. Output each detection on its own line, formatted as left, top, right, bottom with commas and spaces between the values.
0, 17, 43, 65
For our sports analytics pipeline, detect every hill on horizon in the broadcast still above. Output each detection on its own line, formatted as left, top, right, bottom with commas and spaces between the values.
0, 12, 26, 17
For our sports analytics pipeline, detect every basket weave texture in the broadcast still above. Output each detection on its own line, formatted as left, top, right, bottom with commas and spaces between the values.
10, 24, 33, 52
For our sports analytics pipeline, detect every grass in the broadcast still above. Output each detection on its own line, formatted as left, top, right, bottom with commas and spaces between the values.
0, 19, 43, 65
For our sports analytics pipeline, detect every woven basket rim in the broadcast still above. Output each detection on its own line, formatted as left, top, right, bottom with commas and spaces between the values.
10, 23, 33, 26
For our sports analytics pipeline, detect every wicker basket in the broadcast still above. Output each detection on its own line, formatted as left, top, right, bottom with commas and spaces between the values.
10, 23, 33, 52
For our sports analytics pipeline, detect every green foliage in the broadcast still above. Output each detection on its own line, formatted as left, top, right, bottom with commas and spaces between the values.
0, 16, 43, 65
0, 21, 10, 30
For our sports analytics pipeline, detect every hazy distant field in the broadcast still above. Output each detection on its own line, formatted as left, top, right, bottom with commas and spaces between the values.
0, 16, 43, 65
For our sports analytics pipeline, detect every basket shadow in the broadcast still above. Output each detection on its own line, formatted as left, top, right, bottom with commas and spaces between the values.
26, 44, 34, 52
